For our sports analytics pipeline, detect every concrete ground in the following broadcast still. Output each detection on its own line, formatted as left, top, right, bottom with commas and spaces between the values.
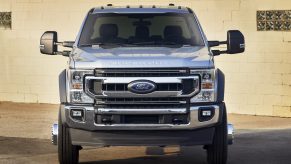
0, 102, 291, 164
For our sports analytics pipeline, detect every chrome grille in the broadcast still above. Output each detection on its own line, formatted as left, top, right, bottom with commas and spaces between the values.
84, 68, 200, 105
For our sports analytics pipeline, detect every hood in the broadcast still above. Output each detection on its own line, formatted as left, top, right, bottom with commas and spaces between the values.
70, 46, 213, 69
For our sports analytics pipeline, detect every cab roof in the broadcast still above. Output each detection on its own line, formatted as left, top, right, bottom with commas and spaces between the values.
91, 5, 192, 14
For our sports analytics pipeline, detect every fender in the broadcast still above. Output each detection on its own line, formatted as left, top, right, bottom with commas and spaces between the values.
216, 69, 225, 102
59, 69, 67, 103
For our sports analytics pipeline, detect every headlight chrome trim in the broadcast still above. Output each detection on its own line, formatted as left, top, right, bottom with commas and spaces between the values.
190, 69, 217, 103
67, 69, 94, 104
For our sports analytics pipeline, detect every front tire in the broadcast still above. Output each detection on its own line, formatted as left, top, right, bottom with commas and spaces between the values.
206, 104, 228, 164
58, 111, 80, 164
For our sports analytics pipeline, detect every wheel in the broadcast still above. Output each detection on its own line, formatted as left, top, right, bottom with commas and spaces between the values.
206, 104, 228, 164
58, 110, 80, 164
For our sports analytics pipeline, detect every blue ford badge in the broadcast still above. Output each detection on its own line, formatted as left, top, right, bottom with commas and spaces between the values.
128, 80, 157, 94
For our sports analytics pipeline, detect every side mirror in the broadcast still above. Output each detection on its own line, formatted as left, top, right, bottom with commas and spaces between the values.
40, 31, 58, 55
226, 30, 245, 54
208, 30, 245, 56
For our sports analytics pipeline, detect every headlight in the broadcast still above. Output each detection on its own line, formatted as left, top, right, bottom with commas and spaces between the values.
68, 69, 94, 104
190, 69, 216, 102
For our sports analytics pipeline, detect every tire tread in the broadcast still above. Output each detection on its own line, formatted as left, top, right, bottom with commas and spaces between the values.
207, 104, 228, 164
58, 109, 79, 164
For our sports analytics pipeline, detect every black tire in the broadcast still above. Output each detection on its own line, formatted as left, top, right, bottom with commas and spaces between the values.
58, 110, 79, 164
206, 104, 228, 164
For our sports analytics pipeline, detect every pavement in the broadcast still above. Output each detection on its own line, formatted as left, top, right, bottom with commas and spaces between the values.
0, 102, 291, 164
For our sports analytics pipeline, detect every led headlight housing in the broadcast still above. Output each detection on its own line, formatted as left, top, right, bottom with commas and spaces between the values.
67, 69, 94, 104
190, 69, 216, 102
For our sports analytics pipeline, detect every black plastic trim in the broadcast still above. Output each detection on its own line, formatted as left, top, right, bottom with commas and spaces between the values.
70, 127, 215, 146
186, 7, 194, 13
59, 69, 67, 103
217, 69, 225, 102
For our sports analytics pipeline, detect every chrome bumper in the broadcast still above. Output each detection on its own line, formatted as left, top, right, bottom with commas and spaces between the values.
61, 105, 220, 131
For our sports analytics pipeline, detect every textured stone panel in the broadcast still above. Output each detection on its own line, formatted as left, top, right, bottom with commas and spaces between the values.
0, 12, 11, 29
257, 10, 291, 31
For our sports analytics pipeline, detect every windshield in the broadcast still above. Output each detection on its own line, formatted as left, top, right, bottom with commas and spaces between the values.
78, 13, 205, 48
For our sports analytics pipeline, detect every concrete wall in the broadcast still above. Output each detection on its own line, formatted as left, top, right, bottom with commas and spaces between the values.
0, 0, 290, 117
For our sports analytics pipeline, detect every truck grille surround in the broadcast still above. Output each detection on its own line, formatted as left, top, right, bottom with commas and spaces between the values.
84, 68, 200, 107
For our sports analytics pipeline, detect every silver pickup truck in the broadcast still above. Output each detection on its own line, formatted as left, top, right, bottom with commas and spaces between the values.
40, 4, 245, 164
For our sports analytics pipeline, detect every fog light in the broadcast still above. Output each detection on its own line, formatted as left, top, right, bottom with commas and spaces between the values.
72, 110, 82, 117
199, 107, 215, 122
70, 109, 84, 122
202, 110, 212, 116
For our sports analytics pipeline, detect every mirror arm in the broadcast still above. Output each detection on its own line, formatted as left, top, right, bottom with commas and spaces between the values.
52, 41, 73, 57
54, 41, 74, 48
219, 41, 227, 44
62, 41, 74, 48
54, 42, 62, 46
61, 50, 71, 57
208, 40, 227, 47
55, 50, 70, 57
208, 41, 220, 47
211, 50, 228, 56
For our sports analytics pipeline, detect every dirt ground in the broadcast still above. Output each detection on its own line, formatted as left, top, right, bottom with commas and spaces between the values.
0, 102, 291, 164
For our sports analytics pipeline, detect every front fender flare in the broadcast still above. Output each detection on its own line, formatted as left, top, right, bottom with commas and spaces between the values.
59, 69, 67, 103
216, 69, 225, 102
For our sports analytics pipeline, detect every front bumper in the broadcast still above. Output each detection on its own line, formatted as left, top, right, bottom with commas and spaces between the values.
69, 127, 215, 146
52, 103, 234, 146
51, 123, 234, 146
60, 104, 222, 131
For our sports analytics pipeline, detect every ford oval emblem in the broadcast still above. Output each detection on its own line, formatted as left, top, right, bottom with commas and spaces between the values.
128, 80, 157, 94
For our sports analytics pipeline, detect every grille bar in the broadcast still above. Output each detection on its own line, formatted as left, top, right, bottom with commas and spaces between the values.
97, 108, 187, 115
102, 83, 182, 91
95, 68, 190, 77
96, 97, 187, 105
95, 104, 187, 109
